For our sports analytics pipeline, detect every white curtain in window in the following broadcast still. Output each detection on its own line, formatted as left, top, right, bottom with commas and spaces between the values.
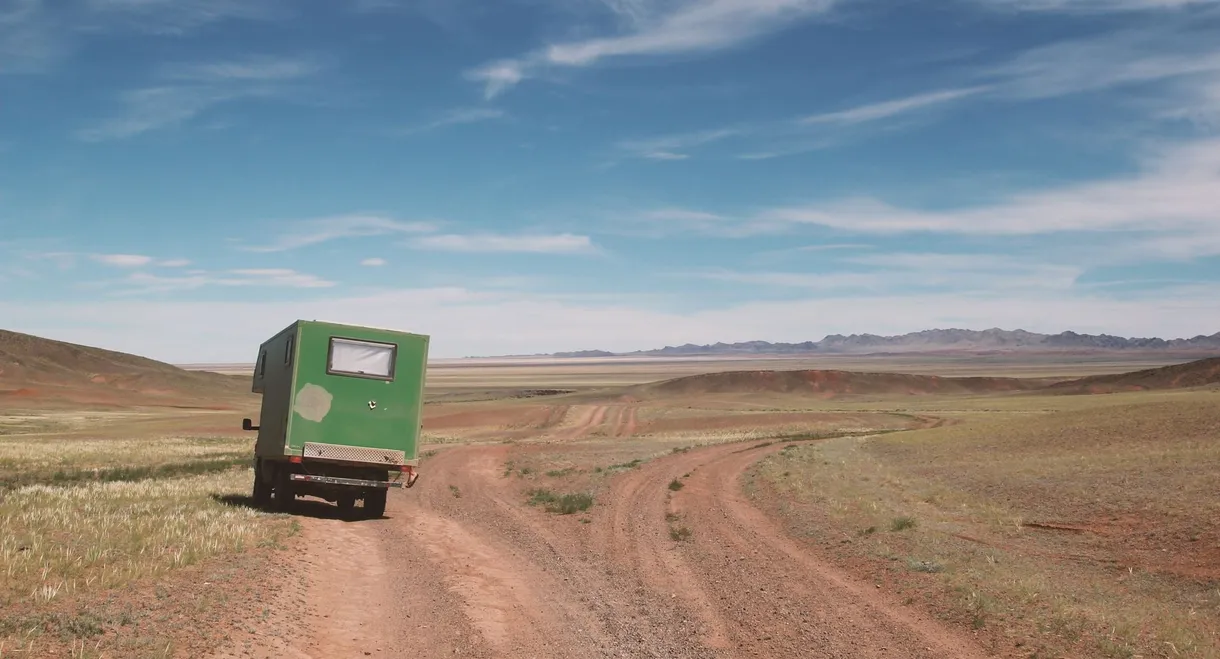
330, 339, 394, 377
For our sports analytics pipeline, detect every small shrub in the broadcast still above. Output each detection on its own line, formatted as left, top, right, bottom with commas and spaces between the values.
890, 516, 917, 531
906, 558, 944, 573
668, 478, 684, 491
669, 525, 692, 541
608, 458, 643, 471
527, 488, 557, 507
449, 485, 461, 498
527, 489, 593, 514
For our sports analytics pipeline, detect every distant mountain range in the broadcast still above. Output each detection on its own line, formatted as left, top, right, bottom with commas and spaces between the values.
541, 328, 1220, 358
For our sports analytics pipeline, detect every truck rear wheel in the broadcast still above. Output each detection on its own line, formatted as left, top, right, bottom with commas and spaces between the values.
337, 495, 356, 518
363, 489, 386, 518
273, 463, 295, 512
252, 459, 271, 508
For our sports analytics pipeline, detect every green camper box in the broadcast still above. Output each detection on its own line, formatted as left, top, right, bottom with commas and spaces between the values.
242, 320, 428, 518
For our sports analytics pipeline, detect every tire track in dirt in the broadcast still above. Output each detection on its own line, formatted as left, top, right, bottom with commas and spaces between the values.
216, 434, 989, 659
551, 405, 609, 440
606, 406, 638, 437
590, 451, 735, 654
209, 512, 487, 658
642, 441, 991, 658
420, 444, 723, 657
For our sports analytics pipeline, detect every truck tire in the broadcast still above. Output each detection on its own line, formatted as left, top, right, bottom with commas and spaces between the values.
364, 489, 387, 518
273, 463, 295, 512
337, 495, 356, 518
252, 458, 271, 508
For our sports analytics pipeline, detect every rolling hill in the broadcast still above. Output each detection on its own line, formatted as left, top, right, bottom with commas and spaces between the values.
1047, 356, 1220, 394
0, 329, 254, 408
630, 356, 1220, 399
630, 369, 1050, 398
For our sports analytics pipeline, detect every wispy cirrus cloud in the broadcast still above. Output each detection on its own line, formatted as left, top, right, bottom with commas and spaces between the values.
410, 232, 596, 254
114, 268, 334, 294
26, 251, 191, 268
741, 137, 1220, 263
615, 15, 1220, 161
396, 107, 505, 135
615, 127, 744, 161
799, 86, 991, 126
687, 252, 1083, 294
973, 0, 1219, 13
2, 0, 288, 76
77, 54, 324, 141
466, 0, 838, 98
81, 0, 288, 34
243, 214, 439, 252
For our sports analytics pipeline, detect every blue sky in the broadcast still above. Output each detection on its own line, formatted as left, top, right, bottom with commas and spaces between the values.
2, 0, 1220, 362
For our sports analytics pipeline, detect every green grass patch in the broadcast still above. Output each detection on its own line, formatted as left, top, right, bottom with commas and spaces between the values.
526, 488, 594, 514
890, 516, 917, 531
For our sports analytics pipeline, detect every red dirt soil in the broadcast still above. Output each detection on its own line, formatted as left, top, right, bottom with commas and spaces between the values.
220, 442, 990, 658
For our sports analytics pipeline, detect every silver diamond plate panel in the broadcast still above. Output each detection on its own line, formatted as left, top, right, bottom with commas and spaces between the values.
302, 442, 406, 465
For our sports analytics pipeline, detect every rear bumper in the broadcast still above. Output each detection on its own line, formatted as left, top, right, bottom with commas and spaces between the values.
302, 442, 410, 467
290, 473, 403, 488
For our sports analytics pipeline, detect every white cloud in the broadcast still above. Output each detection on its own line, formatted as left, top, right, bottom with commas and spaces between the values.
397, 107, 505, 135
644, 208, 726, 223
6, 285, 1220, 362
77, 54, 321, 141
0, 0, 66, 74
245, 214, 439, 252
157, 258, 191, 267
616, 127, 743, 160
466, 0, 837, 97
2, 0, 285, 77
642, 151, 689, 160
688, 252, 1083, 293
975, 0, 1219, 12
82, 0, 287, 35
800, 87, 990, 125
748, 138, 1220, 242
91, 253, 154, 267
160, 54, 324, 82
411, 233, 595, 254
465, 60, 525, 100
361, 257, 387, 267
117, 268, 334, 294
985, 28, 1220, 100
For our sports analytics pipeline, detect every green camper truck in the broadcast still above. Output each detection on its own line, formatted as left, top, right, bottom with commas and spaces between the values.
242, 320, 428, 518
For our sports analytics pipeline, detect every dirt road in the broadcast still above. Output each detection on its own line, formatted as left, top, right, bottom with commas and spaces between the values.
217, 441, 990, 658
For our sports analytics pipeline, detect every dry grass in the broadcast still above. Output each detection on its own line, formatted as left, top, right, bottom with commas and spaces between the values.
0, 435, 251, 489
1, 468, 297, 608
749, 390, 1220, 658
0, 408, 297, 655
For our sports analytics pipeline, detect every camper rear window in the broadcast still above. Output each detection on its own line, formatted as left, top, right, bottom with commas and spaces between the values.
327, 337, 396, 380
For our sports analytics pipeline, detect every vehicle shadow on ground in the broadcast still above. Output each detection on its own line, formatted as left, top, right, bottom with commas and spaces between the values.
210, 493, 389, 522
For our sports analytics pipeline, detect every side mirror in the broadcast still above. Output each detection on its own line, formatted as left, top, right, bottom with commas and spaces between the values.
242, 418, 259, 431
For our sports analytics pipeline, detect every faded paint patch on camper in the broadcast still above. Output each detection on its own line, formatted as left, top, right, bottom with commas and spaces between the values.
294, 383, 333, 423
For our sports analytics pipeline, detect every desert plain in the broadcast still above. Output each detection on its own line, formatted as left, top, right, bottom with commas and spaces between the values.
1, 330, 1218, 658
